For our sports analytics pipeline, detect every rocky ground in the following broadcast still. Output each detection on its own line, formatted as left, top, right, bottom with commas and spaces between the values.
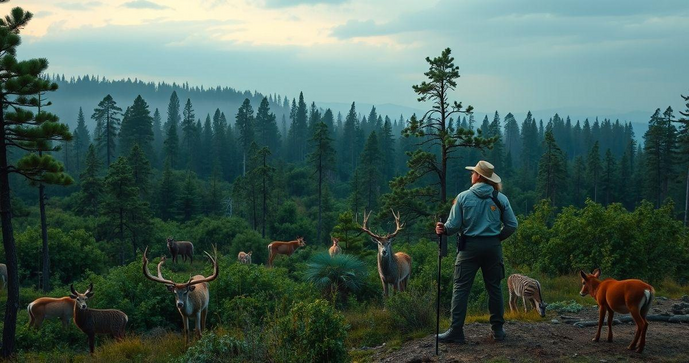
369, 296, 689, 363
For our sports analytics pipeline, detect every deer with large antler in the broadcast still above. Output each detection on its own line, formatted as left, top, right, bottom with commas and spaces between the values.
360, 210, 411, 297
142, 247, 218, 344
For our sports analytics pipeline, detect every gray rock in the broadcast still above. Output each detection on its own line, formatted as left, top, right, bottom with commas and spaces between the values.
551, 319, 560, 324
681, 295, 689, 303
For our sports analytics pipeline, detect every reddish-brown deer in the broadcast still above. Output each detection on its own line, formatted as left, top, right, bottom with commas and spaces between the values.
166, 236, 194, 263
329, 237, 342, 257
143, 246, 218, 344
238, 251, 252, 264
27, 296, 75, 328
267, 237, 306, 268
69, 283, 128, 354
580, 268, 655, 353
360, 210, 411, 297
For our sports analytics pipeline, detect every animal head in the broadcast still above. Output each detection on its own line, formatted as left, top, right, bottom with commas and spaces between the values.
143, 246, 219, 310
579, 268, 601, 297
331, 237, 339, 246
297, 236, 306, 247
360, 209, 404, 259
166, 236, 174, 247
247, 251, 252, 257
69, 283, 94, 311
537, 301, 548, 317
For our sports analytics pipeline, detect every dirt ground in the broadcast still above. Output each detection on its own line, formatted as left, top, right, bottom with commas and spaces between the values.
369, 298, 689, 363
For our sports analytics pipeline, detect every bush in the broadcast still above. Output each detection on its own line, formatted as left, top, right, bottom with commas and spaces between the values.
384, 287, 435, 334
177, 331, 248, 363
226, 230, 269, 265
304, 253, 367, 303
270, 299, 348, 363
547, 300, 584, 314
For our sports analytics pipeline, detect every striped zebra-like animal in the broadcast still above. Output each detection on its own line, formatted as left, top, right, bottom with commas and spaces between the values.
507, 274, 548, 317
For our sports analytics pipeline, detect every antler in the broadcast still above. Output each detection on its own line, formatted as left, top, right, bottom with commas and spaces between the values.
359, 210, 384, 240
143, 246, 175, 285
186, 245, 219, 287
385, 209, 405, 240
157, 256, 167, 280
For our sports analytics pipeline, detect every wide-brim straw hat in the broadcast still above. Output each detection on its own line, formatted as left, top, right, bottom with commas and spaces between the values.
465, 160, 501, 184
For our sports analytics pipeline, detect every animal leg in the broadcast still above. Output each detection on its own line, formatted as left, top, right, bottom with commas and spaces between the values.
523, 296, 528, 313
34, 315, 44, 329
628, 308, 646, 352
88, 334, 95, 354
605, 308, 614, 342
381, 279, 389, 298
638, 316, 649, 354
182, 315, 190, 345
195, 311, 203, 339
593, 305, 606, 342
201, 308, 207, 332
189, 253, 193, 264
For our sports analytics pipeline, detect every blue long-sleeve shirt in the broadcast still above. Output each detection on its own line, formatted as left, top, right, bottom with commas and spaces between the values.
444, 183, 518, 240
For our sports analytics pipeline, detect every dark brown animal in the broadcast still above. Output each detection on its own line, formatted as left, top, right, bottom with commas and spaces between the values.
0, 263, 6, 290
143, 246, 218, 344
70, 283, 128, 354
28, 296, 75, 328
267, 237, 306, 268
167, 237, 194, 263
580, 268, 655, 353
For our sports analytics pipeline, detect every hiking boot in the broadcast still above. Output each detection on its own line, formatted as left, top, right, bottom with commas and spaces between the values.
438, 328, 466, 344
491, 327, 506, 341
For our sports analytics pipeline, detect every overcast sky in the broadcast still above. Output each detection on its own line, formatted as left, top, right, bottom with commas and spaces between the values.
8, 0, 689, 115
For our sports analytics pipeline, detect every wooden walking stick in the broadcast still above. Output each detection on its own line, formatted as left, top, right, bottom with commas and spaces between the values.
435, 217, 447, 355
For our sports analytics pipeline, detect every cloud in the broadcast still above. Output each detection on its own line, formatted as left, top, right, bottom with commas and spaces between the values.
331, 20, 396, 39
55, 1, 103, 11
122, 1, 171, 10
261, 0, 348, 8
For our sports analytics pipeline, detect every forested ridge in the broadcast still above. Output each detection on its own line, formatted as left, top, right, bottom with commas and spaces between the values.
1, 6, 689, 362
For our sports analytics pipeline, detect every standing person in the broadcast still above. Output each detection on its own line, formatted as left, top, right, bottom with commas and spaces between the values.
435, 160, 518, 343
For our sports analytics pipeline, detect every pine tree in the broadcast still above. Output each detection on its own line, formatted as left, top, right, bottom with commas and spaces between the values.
252, 146, 274, 238
200, 114, 213, 178
488, 111, 504, 171
255, 96, 280, 152
181, 98, 196, 168
587, 141, 602, 203
571, 156, 586, 207
92, 94, 122, 166
0, 9, 73, 353
357, 132, 382, 211
100, 157, 151, 264
601, 148, 617, 205
644, 108, 676, 207
380, 117, 396, 184
503, 112, 521, 167
126, 144, 152, 199
179, 172, 199, 221
158, 158, 179, 221
674, 93, 689, 225
536, 131, 567, 204
236, 98, 255, 175
72, 107, 91, 172
152, 108, 163, 166
119, 95, 154, 162
77, 145, 102, 216
308, 122, 336, 244
163, 91, 181, 168
339, 102, 357, 178
203, 164, 224, 216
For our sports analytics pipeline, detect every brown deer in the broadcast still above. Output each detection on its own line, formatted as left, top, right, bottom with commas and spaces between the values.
267, 237, 306, 268
166, 236, 194, 263
237, 251, 252, 264
27, 296, 75, 328
69, 283, 128, 354
580, 269, 655, 353
143, 246, 218, 344
0, 263, 6, 290
329, 237, 342, 257
360, 210, 411, 297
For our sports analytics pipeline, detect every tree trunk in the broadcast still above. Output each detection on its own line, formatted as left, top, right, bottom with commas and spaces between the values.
40, 184, 49, 292
0, 100, 19, 358
317, 155, 322, 244
119, 207, 125, 265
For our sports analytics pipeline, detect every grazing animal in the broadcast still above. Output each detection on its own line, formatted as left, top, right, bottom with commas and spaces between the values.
238, 251, 252, 264
166, 237, 194, 264
69, 283, 128, 354
360, 210, 411, 297
143, 246, 218, 344
580, 268, 655, 353
0, 263, 6, 290
267, 237, 306, 268
27, 297, 75, 328
507, 274, 548, 317
329, 237, 342, 257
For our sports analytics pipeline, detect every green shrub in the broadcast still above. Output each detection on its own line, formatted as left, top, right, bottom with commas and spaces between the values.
226, 230, 269, 265
384, 288, 434, 334
547, 300, 584, 314
304, 252, 367, 303
177, 332, 248, 363
270, 299, 349, 363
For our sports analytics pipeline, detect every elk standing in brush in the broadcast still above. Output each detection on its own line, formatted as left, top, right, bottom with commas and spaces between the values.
69, 283, 128, 354
329, 237, 342, 257
143, 246, 218, 344
27, 296, 75, 328
580, 268, 655, 353
238, 251, 252, 264
166, 237, 194, 263
360, 210, 411, 297
267, 237, 306, 268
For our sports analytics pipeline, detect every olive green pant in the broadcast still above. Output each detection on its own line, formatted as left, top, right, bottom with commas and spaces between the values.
449, 236, 505, 331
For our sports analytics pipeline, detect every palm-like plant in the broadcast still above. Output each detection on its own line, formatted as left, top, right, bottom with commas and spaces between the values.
304, 253, 367, 301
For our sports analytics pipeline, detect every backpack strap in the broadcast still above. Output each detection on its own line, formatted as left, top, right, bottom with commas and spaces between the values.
490, 189, 505, 218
